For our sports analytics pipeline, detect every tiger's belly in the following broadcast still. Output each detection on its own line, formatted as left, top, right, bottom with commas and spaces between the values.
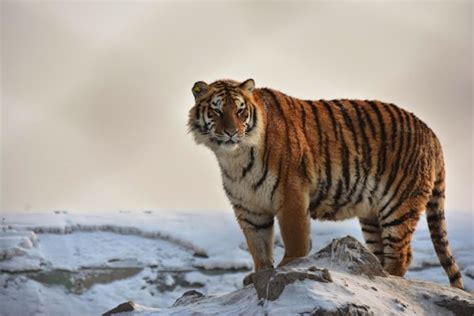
308, 178, 380, 221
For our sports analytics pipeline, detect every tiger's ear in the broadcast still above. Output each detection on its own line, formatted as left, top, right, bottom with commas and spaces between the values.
239, 78, 255, 93
192, 81, 209, 99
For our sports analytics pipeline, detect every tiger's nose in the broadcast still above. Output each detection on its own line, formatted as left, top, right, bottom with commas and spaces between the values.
224, 129, 238, 137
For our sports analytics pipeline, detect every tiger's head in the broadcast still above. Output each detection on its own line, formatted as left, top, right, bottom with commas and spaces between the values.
188, 78, 261, 152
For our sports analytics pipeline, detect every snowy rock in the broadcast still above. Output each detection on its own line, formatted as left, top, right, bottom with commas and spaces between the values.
102, 301, 135, 315
296, 235, 388, 277
311, 303, 374, 316
0, 230, 38, 261
103, 236, 474, 315
172, 290, 206, 307
251, 267, 333, 301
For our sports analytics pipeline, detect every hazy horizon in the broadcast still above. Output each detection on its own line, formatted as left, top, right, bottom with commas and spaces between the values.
1, 1, 472, 214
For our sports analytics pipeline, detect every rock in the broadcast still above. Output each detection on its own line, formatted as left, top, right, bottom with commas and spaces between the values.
252, 266, 333, 301
434, 295, 474, 316
307, 235, 387, 277
172, 290, 206, 307
102, 301, 135, 315
312, 303, 374, 316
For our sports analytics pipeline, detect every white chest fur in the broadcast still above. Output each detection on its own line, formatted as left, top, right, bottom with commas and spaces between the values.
216, 146, 277, 216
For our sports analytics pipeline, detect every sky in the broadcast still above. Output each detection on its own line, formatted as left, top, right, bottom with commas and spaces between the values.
1, 1, 472, 213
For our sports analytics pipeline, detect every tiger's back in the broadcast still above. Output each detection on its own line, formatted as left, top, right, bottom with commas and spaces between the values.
188, 79, 463, 289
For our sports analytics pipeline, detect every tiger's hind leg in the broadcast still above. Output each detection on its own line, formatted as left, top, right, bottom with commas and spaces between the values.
358, 217, 384, 265
378, 198, 424, 276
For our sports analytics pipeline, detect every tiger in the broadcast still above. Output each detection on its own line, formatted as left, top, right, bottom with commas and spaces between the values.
187, 78, 464, 289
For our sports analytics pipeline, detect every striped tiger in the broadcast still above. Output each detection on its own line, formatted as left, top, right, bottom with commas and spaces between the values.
188, 78, 463, 289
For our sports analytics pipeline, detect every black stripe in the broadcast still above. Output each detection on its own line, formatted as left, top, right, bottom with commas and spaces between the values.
242, 147, 255, 178
381, 209, 419, 228
361, 227, 380, 234
308, 101, 324, 154
430, 231, 447, 241
240, 217, 274, 230
245, 106, 257, 134
427, 201, 438, 209
381, 102, 397, 149
441, 255, 455, 267
382, 228, 414, 244
308, 100, 333, 210
232, 203, 271, 218
359, 220, 380, 228
271, 160, 282, 200
406, 117, 421, 173
434, 239, 449, 248
253, 153, 269, 190
324, 102, 350, 191
449, 271, 461, 283
332, 179, 344, 206
335, 100, 360, 153
300, 156, 311, 182
401, 112, 416, 174
427, 211, 445, 223
397, 110, 411, 170
306, 101, 325, 206
287, 97, 303, 156
223, 184, 237, 200
328, 101, 350, 190
381, 104, 405, 197
365, 240, 379, 244
220, 165, 236, 182
301, 101, 307, 131
366, 100, 387, 187
358, 102, 377, 139
309, 138, 332, 211
384, 239, 411, 251
320, 100, 339, 140
384, 254, 400, 260
431, 189, 444, 197
349, 101, 371, 168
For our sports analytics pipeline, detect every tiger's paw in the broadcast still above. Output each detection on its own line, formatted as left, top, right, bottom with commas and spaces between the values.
243, 267, 276, 287
243, 272, 255, 286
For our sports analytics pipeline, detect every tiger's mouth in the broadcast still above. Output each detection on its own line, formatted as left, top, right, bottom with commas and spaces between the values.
224, 139, 239, 145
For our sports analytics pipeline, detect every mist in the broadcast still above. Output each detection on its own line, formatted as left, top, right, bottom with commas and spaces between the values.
1, 1, 472, 213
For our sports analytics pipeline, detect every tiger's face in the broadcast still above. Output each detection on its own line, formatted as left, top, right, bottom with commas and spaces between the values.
188, 79, 259, 152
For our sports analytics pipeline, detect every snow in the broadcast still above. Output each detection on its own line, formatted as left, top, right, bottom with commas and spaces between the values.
0, 209, 472, 315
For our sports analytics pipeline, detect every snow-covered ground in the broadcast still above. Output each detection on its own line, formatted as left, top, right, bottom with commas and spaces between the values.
0, 210, 472, 315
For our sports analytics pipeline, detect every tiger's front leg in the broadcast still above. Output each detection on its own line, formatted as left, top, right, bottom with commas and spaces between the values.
234, 206, 275, 285
276, 192, 311, 267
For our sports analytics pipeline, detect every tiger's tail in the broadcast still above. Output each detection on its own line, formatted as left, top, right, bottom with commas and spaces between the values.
426, 161, 463, 289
